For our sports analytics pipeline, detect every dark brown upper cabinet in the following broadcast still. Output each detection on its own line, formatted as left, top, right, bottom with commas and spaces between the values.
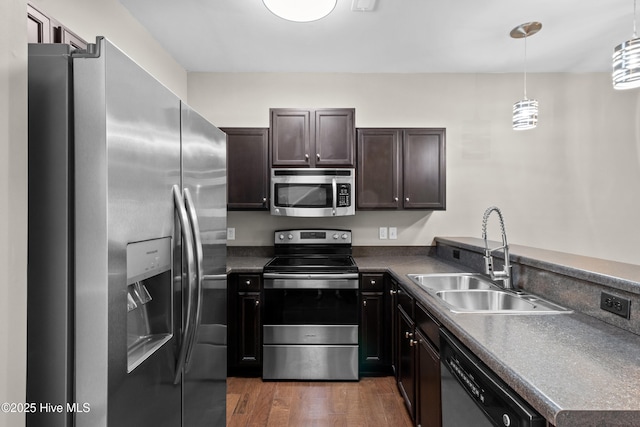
357, 128, 446, 210
223, 127, 269, 210
28, 4, 52, 43
27, 3, 87, 49
270, 108, 355, 167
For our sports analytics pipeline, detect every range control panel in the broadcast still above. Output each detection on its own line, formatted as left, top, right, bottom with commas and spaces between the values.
274, 229, 352, 244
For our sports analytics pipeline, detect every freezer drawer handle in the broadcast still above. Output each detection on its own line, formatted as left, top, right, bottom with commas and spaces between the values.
172, 185, 197, 385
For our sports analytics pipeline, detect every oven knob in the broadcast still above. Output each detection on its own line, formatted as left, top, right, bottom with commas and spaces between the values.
279, 234, 285, 240
333, 233, 339, 239
287, 234, 293, 240
341, 233, 348, 240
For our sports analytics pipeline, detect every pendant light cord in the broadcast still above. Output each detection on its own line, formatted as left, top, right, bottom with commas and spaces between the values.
523, 35, 528, 100
634, 0, 638, 38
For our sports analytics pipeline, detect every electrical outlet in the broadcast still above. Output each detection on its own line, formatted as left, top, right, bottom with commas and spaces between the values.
389, 227, 397, 240
600, 291, 630, 319
378, 227, 388, 240
227, 227, 236, 241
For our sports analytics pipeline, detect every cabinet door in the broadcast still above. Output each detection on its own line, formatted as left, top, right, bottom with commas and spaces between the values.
397, 308, 416, 421
27, 4, 88, 48
57, 27, 87, 49
361, 292, 385, 373
389, 278, 399, 377
357, 129, 401, 209
27, 4, 52, 43
403, 129, 446, 209
224, 128, 269, 209
238, 293, 261, 366
270, 109, 311, 167
314, 108, 355, 167
416, 330, 442, 427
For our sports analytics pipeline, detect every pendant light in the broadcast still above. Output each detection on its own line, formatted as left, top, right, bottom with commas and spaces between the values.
263, 0, 337, 22
613, 0, 640, 89
511, 22, 542, 131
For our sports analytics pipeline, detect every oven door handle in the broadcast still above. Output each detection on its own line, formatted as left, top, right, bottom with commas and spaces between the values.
263, 273, 359, 280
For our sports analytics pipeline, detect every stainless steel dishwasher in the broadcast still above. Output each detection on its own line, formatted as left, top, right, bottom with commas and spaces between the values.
439, 329, 546, 427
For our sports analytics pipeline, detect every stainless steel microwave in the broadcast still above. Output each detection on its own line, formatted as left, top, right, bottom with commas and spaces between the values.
270, 168, 355, 217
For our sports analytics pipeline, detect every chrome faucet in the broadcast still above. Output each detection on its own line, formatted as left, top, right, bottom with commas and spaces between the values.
481, 206, 512, 290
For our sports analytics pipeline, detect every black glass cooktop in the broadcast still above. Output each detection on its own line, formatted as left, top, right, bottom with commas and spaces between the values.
263, 255, 358, 273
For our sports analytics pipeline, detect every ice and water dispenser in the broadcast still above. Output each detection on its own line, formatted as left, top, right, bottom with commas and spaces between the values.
126, 237, 173, 373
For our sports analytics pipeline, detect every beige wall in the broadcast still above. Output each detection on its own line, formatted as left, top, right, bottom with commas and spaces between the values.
188, 72, 640, 265
1, 1, 28, 426
0, 1, 186, 425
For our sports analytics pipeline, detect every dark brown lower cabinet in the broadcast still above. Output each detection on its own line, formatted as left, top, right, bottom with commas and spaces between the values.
361, 292, 385, 374
416, 329, 441, 427
397, 307, 416, 420
360, 273, 391, 375
228, 274, 262, 376
394, 284, 442, 427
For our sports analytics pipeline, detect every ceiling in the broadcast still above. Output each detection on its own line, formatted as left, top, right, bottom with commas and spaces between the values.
119, 0, 634, 74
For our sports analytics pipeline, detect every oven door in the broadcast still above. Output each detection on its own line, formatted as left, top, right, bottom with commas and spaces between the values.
262, 274, 359, 380
263, 275, 359, 326
270, 168, 355, 217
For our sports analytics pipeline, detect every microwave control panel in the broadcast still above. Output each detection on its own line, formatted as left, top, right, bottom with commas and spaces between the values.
337, 184, 351, 207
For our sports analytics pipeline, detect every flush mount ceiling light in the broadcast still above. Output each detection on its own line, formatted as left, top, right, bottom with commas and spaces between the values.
613, 0, 640, 89
511, 22, 542, 131
263, 0, 337, 22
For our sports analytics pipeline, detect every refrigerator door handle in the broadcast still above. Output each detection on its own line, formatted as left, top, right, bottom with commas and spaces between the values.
183, 188, 204, 371
172, 185, 197, 385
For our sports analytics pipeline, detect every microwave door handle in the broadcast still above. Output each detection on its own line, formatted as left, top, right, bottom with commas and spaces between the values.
172, 185, 196, 385
332, 177, 337, 216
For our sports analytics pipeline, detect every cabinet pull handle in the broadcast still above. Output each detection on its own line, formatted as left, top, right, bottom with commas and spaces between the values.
389, 289, 397, 296
305, 154, 309, 160
255, 300, 260, 307
370, 280, 376, 285
316, 153, 320, 160
262, 197, 267, 203
394, 197, 399, 202
409, 339, 417, 347
405, 331, 414, 339
405, 197, 410, 202
245, 280, 251, 286
363, 300, 367, 307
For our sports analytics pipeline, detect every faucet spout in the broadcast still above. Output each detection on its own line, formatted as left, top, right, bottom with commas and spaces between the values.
481, 206, 512, 290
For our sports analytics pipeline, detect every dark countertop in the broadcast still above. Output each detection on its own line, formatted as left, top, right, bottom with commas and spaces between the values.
226, 256, 271, 274
227, 245, 640, 427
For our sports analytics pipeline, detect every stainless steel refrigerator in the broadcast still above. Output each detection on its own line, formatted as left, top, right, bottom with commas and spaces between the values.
27, 37, 227, 427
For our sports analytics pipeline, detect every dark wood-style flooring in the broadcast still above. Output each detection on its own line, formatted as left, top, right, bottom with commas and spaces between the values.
226, 376, 413, 427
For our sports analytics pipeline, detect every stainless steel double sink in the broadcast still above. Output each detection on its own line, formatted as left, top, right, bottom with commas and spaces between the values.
407, 273, 571, 314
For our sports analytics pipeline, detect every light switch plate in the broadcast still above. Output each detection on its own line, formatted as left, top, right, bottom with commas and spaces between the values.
227, 227, 236, 241
379, 227, 388, 240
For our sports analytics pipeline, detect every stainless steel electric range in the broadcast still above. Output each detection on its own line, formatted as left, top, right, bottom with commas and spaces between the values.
262, 229, 359, 381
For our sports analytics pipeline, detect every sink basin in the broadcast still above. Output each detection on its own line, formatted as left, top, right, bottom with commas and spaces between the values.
406, 273, 571, 314
435, 289, 572, 314
407, 273, 498, 291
